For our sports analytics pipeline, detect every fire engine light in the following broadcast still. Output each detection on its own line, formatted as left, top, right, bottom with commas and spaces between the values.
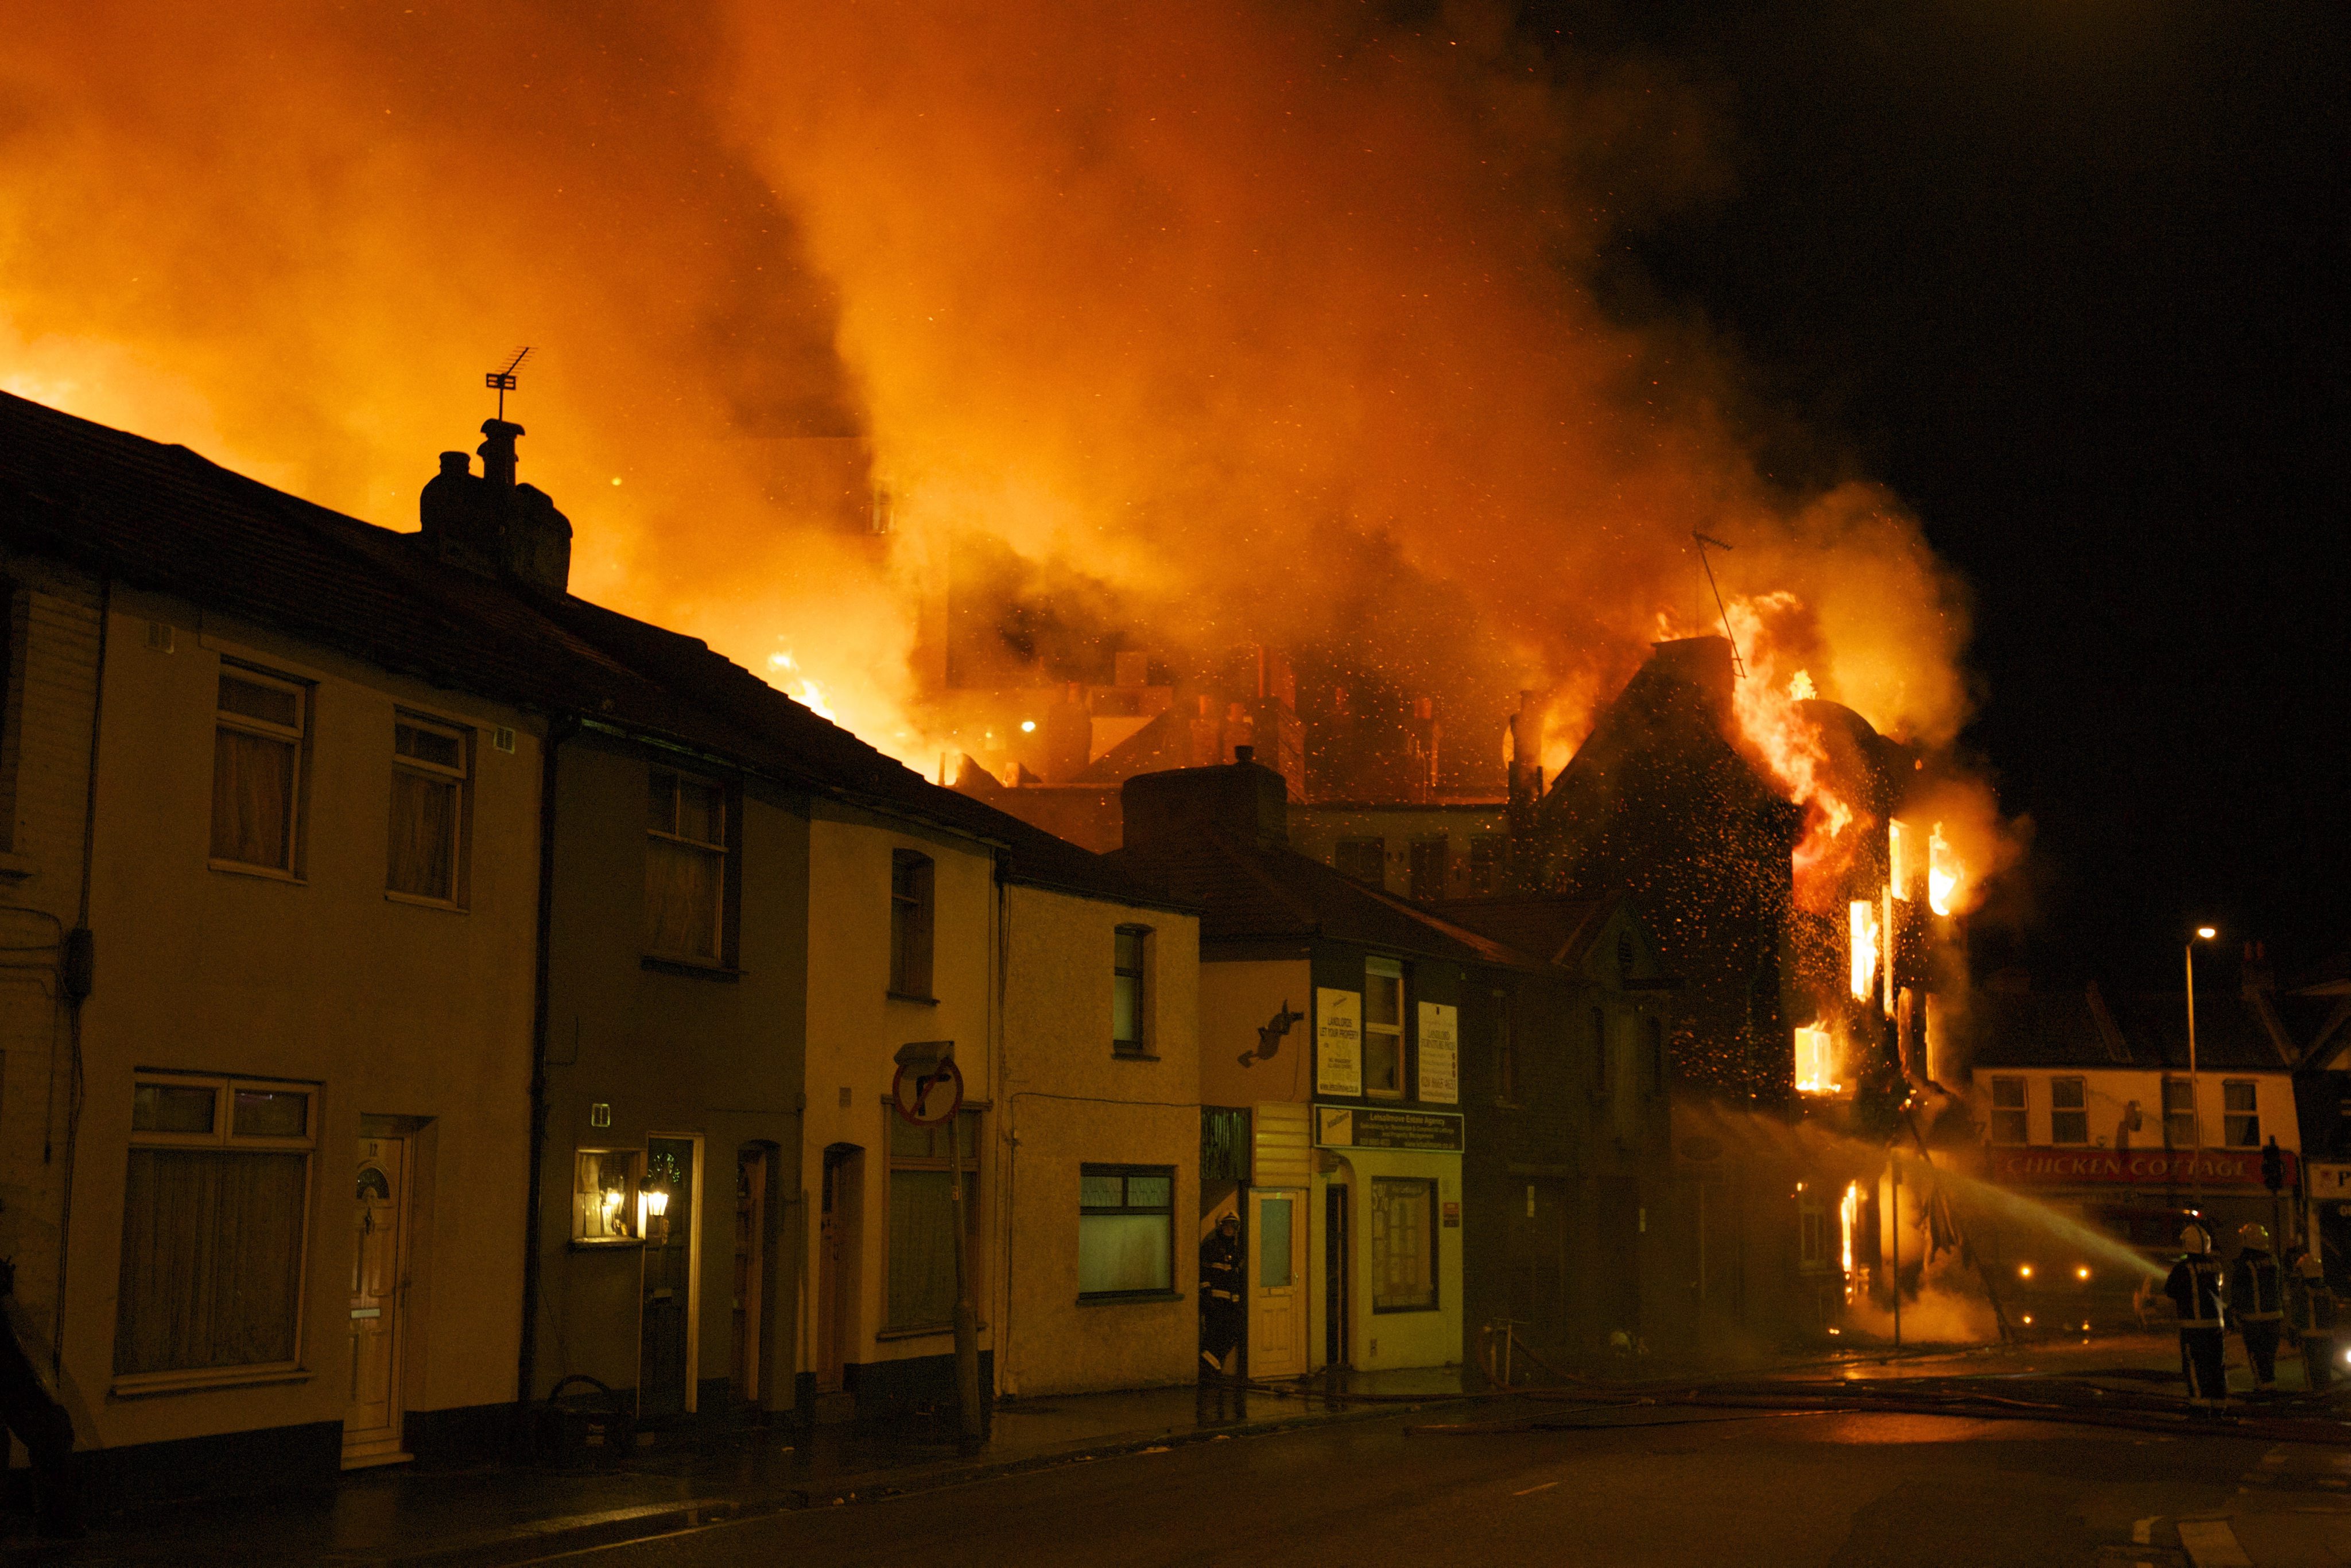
2022, 1315, 2034, 1326
2018, 1264, 2033, 1279
1020, 720, 1037, 732
2075, 1266, 2090, 1281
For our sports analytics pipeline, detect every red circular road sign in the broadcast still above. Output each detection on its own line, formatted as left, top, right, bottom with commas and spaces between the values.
891, 1057, 964, 1127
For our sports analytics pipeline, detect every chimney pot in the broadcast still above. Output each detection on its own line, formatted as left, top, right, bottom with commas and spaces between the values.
1234, 744, 1254, 766
439, 451, 471, 477
479, 418, 525, 489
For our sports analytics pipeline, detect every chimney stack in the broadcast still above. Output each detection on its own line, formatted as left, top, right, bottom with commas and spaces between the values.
1121, 752, 1289, 854
414, 422, 572, 596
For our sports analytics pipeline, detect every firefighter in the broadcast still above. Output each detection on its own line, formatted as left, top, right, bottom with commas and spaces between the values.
2165, 1221, 2228, 1407
0, 1258, 79, 1538
2288, 1247, 2338, 1391
1199, 1212, 1244, 1379
2230, 1222, 2286, 1392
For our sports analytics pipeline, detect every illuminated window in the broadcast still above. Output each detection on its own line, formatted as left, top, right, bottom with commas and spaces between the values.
115, 1074, 316, 1384
1363, 957, 1405, 1099
388, 713, 470, 905
1989, 1077, 2027, 1145
1370, 1177, 1438, 1313
2050, 1077, 2088, 1146
211, 665, 309, 875
573, 1148, 643, 1245
2224, 1081, 2260, 1148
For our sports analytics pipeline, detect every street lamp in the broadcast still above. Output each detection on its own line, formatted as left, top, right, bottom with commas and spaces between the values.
2186, 926, 2218, 1213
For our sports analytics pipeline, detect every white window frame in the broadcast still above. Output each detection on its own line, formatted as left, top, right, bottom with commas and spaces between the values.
114, 1072, 317, 1395
386, 711, 471, 909
1112, 925, 1151, 1057
1076, 1163, 1176, 1301
1989, 1076, 2028, 1146
2223, 1080, 2261, 1149
2162, 1077, 2198, 1147
2049, 1076, 2089, 1146
209, 663, 309, 880
1363, 956, 1406, 1100
646, 766, 729, 964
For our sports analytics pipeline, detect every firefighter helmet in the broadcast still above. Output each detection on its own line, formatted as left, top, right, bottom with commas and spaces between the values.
2240, 1223, 2272, 1249
2181, 1222, 2213, 1255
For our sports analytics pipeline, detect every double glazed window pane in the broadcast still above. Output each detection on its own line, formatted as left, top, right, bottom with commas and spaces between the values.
1365, 964, 1402, 1096
1989, 1077, 2027, 1145
2050, 1078, 2088, 1146
1078, 1167, 1173, 1297
115, 1148, 307, 1375
133, 1082, 218, 1135
388, 768, 459, 900
2164, 1080, 2197, 1145
212, 728, 296, 868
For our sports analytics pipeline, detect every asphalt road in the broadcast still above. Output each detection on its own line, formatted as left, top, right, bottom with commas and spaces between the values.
533, 1404, 2351, 1567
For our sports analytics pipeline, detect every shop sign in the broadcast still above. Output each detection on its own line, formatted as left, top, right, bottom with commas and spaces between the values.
1314, 1105, 1464, 1153
2307, 1163, 2351, 1201
1316, 988, 1361, 1097
1417, 1001, 1458, 1105
1986, 1146, 2296, 1188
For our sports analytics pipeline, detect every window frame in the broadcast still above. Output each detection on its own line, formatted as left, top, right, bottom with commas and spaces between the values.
1076, 1163, 1177, 1302
645, 765, 733, 967
2223, 1080, 2260, 1149
2049, 1076, 2089, 1146
1492, 989, 1516, 1105
386, 710, 473, 910
1362, 956, 1406, 1100
1406, 836, 1449, 901
889, 848, 936, 1000
114, 1072, 318, 1393
1589, 1006, 1611, 1101
1333, 837, 1385, 887
208, 661, 312, 881
882, 1105, 983, 1334
1466, 835, 1505, 896
571, 1147, 646, 1248
2162, 1077, 2198, 1147
1112, 925, 1151, 1058
1369, 1175, 1440, 1314
1989, 1076, 2028, 1146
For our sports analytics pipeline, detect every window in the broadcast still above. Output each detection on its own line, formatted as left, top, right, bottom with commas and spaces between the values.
2163, 1078, 2197, 1146
2050, 1077, 2089, 1146
1370, 1177, 1437, 1312
890, 849, 935, 998
1334, 838, 1384, 886
1112, 926, 1150, 1056
572, 1149, 642, 1244
1798, 1189, 1829, 1272
1644, 1016, 1666, 1099
115, 1074, 315, 1383
1363, 957, 1405, 1099
886, 1109, 980, 1331
1467, 836, 1505, 896
211, 665, 308, 874
1407, 837, 1449, 901
1077, 1165, 1174, 1299
1590, 1007, 1611, 1100
1989, 1076, 2027, 1145
647, 768, 727, 962
388, 714, 470, 904
2224, 1081, 2260, 1148
1493, 990, 1516, 1104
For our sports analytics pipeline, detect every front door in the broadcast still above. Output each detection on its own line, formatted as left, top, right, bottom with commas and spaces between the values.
344, 1135, 408, 1468
731, 1147, 767, 1408
1251, 1187, 1308, 1379
817, 1146, 861, 1393
1325, 1184, 1349, 1367
639, 1136, 697, 1419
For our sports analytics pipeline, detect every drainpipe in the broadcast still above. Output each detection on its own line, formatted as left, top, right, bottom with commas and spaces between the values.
53, 576, 111, 1372
516, 712, 578, 1424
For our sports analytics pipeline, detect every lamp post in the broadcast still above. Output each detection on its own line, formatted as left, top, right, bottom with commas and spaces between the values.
2186, 926, 2217, 1216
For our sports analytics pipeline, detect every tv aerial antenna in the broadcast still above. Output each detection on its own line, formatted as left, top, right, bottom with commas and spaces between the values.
1691, 531, 1747, 679
485, 347, 532, 421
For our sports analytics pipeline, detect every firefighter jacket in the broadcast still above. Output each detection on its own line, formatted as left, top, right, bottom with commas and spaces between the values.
1200, 1229, 1243, 1309
2231, 1249, 2284, 1325
2166, 1253, 2226, 1328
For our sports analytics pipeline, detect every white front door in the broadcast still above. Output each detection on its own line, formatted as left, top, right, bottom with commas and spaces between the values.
1251, 1188, 1309, 1379
344, 1135, 409, 1468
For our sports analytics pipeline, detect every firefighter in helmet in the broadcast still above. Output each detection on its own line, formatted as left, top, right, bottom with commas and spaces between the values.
2165, 1220, 2228, 1407
1200, 1211, 1244, 1379
2232, 1222, 2286, 1392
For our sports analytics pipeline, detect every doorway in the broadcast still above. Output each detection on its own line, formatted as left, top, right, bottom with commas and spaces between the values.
638, 1135, 700, 1419
817, 1144, 863, 1394
344, 1134, 410, 1468
1248, 1188, 1308, 1378
732, 1144, 771, 1410
1325, 1183, 1349, 1367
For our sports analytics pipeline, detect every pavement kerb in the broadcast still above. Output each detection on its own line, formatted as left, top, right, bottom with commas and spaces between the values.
329, 1392, 1475, 1567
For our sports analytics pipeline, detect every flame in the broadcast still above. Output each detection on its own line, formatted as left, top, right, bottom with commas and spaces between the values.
1840, 1181, 1859, 1280
0, 3, 1987, 829
1927, 822, 1960, 917
1849, 899, 1880, 1002
1794, 1024, 1841, 1096
1788, 669, 1816, 701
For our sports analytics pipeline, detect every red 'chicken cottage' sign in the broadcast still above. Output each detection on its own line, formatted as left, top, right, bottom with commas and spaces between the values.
1985, 1147, 2295, 1187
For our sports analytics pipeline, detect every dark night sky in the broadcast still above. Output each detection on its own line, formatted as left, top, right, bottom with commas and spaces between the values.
1534, 0, 2350, 987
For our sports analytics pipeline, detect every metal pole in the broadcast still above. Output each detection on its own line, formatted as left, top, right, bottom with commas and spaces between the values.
948, 1109, 983, 1449
1891, 1158, 1902, 1350
2186, 944, 2202, 1217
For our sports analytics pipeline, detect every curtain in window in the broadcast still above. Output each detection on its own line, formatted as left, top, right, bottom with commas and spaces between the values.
1079, 1215, 1171, 1295
887, 1170, 960, 1329
388, 769, 458, 899
114, 1149, 308, 1375
646, 838, 721, 958
211, 729, 294, 867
